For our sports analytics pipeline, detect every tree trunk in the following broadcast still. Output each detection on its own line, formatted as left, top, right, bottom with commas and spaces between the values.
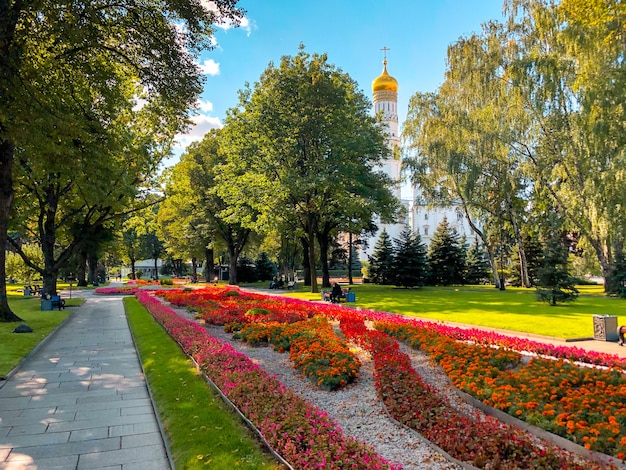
301, 237, 311, 286
130, 259, 136, 279
227, 246, 238, 285
588, 237, 613, 292
490, 252, 502, 289
348, 232, 354, 285
517, 245, 530, 288
77, 251, 88, 286
41, 213, 58, 295
153, 258, 159, 280
191, 257, 198, 280
205, 246, 214, 282
0, 138, 21, 321
509, 208, 530, 288
307, 221, 318, 293
460, 205, 501, 289
88, 253, 98, 284
317, 233, 331, 288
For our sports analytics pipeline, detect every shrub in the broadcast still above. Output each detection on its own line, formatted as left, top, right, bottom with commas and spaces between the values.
245, 307, 271, 316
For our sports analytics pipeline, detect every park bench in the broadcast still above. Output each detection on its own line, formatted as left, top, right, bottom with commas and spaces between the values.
287, 281, 296, 289
41, 294, 66, 311
23, 284, 42, 296
321, 288, 356, 303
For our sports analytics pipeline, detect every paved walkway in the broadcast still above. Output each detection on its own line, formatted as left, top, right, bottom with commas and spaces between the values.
0, 291, 170, 470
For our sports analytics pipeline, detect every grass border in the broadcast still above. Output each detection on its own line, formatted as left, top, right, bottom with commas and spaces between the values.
123, 296, 285, 469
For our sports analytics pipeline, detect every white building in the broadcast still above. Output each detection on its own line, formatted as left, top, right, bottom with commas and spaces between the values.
361, 52, 477, 260
121, 259, 163, 279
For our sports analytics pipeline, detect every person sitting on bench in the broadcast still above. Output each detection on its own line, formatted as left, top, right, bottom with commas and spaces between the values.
618, 325, 625, 346
330, 283, 343, 303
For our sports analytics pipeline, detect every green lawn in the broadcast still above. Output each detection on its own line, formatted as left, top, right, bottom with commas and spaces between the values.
0, 285, 79, 377
124, 297, 283, 469
285, 283, 625, 339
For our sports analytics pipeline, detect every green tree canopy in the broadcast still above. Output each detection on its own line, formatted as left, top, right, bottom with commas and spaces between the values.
405, 0, 626, 294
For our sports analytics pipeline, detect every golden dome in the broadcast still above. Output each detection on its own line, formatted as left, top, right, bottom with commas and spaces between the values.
372, 60, 398, 93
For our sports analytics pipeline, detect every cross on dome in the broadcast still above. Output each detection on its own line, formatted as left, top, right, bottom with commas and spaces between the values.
372, 46, 398, 93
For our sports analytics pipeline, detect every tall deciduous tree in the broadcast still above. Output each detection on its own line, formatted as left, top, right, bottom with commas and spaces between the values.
161, 129, 254, 285
403, 22, 532, 290
405, 0, 626, 292
219, 46, 400, 293
157, 158, 213, 281
0, 0, 243, 321
505, 0, 626, 292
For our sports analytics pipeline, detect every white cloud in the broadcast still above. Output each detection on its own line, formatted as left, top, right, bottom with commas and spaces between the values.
174, 112, 223, 149
199, 0, 219, 12
198, 58, 220, 76
199, 0, 251, 32
196, 99, 214, 113
238, 17, 252, 37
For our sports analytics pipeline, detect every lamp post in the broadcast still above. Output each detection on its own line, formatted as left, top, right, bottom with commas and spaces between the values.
499, 235, 505, 291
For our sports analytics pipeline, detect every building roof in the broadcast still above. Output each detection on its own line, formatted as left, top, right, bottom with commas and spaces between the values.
372, 60, 398, 93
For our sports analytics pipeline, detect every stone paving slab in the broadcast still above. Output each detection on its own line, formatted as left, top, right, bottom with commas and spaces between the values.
76, 444, 169, 470
0, 295, 170, 469
1, 454, 79, 470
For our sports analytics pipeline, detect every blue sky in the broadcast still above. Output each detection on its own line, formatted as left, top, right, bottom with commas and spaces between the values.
172, 0, 506, 157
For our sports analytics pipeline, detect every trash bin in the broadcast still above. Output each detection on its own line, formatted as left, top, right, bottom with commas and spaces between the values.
24, 288, 31, 296
592, 314, 619, 341
346, 292, 356, 302
41, 299, 52, 311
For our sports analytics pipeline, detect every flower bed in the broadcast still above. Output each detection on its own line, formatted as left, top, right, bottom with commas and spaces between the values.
336, 314, 601, 469
145, 285, 625, 467
134, 290, 397, 470
95, 287, 139, 295
375, 320, 626, 460
233, 316, 361, 390
159, 287, 314, 326
384, 315, 626, 371
127, 279, 160, 286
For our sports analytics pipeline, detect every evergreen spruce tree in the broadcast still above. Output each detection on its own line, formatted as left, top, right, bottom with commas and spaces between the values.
255, 252, 276, 281
236, 256, 258, 283
427, 218, 466, 286
465, 239, 491, 285
536, 233, 579, 305
368, 229, 394, 285
391, 229, 428, 288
